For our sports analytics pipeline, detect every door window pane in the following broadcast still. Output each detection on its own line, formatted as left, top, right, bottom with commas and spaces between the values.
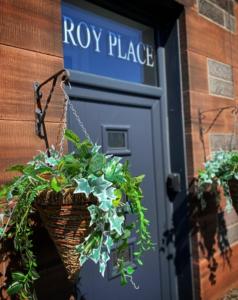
108, 131, 126, 148
62, 1, 158, 85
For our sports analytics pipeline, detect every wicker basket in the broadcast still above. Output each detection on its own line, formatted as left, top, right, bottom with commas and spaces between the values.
35, 188, 97, 280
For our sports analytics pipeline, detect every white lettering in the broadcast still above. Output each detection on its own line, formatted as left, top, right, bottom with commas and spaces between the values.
76, 21, 91, 49
136, 42, 146, 65
63, 16, 77, 46
117, 35, 127, 60
127, 41, 137, 63
108, 32, 117, 56
62, 15, 155, 70
146, 45, 154, 67
91, 25, 102, 52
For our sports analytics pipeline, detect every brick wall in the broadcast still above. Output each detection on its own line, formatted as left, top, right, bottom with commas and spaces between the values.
0, 1, 64, 298
0, 0, 64, 185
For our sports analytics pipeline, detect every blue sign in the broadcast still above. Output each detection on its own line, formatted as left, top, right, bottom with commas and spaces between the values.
62, 1, 157, 85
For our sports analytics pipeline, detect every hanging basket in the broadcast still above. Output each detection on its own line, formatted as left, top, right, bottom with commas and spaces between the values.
228, 178, 238, 212
35, 188, 97, 280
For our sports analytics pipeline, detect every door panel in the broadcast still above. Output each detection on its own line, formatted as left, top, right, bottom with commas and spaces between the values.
68, 97, 164, 300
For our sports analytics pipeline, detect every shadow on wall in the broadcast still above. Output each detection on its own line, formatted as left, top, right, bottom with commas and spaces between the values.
188, 182, 232, 286
161, 178, 232, 298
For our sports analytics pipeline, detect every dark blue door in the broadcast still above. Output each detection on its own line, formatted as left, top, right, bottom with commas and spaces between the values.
67, 71, 176, 300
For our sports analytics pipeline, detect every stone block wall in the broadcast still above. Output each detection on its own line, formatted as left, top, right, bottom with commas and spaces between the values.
0, 0, 65, 186
0, 1, 65, 298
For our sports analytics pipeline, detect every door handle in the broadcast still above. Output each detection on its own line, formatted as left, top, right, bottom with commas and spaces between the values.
167, 173, 181, 194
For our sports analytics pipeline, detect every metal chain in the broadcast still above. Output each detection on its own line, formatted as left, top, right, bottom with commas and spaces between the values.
67, 100, 93, 144
58, 89, 69, 156
60, 82, 93, 148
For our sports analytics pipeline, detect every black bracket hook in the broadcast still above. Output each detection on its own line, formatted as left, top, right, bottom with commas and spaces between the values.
33, 68, 70, 156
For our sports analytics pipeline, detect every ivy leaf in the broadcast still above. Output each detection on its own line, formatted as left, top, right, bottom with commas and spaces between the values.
6, 164, 25, 173
90, 247, 101, 263
92, 144, 101, 154
134, 175, 145, 185
79, 255, 88, 266
126, 266, 135, 275
50, 178, 61, 192
98, 192, 113, 212
121, 274, 127, 286
74, 178, 92, 197
45, 156, 59, 167
89, 175, 112, 195
78, 140, 92, 157
35, 183, 49, 193
99, 261, 106, 277
0, 184, 9, 199
6, 190, 13, 201
112, 189, 122, 207
136, 258, 144, 266
122, 229, 131, 239
88, 205, 98, 226
97, 187, 117, 211
101, 251, 110, 263
31, 270, 40, 280
7, 281, 23, 295
104, 236, 114, 253
106, 187, 116, 199
89, 153, 106, 173
104, 157, 124, 183
12, 272, 26, 282
64, 129, 81, 148
109, 214, 124, 235
0, 227, 4, 237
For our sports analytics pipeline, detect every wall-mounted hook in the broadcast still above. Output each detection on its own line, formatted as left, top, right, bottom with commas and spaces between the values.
198, 105, 237, 162
33, 69, 70, 157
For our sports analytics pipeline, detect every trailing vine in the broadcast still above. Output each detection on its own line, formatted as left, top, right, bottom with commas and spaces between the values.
0, 129, 154, 298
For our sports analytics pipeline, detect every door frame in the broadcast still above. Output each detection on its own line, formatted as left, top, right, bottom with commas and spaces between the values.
67, 69, 175, 300
64, 1, 193, 299
67, 74, 168, 299
158, 12, 194, 300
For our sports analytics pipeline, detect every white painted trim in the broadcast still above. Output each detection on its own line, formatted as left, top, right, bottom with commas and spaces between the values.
207, 57, 233, 69
207, 58, 234, 99
209, 74, 233, 83
197, 0, 236, 33
208, 92, 234, 100
208, 132, 236, 154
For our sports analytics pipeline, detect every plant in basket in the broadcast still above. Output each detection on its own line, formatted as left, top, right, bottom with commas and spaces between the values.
0, 129, 154, 299
197, 150, 238, 211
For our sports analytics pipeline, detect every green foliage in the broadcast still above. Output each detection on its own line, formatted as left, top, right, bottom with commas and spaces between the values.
197, 151, 238, 210
0, 129, 153, 298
